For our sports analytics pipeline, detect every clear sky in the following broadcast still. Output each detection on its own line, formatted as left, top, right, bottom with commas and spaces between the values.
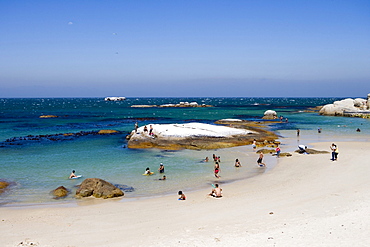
1, 0, 369, 98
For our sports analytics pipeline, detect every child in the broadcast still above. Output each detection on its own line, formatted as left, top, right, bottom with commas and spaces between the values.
178, 191, 186, 200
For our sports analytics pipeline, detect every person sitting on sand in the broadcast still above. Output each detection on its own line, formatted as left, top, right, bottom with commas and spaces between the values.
178, 191, 186, 200
298, 145, 308, 154
69, 170, 77, 179
235, 158, 241, 167
209, 184, 222, 198
257, 152, 266, 167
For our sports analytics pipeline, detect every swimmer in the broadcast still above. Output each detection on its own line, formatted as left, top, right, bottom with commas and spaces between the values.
69, 170, 77, 179
144, 167, 151, 175
159, 175, 166, 180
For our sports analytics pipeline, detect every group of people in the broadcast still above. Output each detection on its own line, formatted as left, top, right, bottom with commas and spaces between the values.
144, 163, 166, 180
178, 183, 223, 200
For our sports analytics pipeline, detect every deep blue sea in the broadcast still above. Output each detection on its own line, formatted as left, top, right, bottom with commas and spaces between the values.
1, 97, 369, 206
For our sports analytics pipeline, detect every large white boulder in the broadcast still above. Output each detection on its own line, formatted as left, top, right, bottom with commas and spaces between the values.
262, 110, 277, 119
319, 95, 370, 116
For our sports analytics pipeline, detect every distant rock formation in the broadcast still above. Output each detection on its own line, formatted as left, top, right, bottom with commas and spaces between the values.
39, 115, 58, 118
262, 110, 278, 119
76, 178, 124, 199
319, 94, 370, 118
105, 97, 126, 101
131, 101, 212, 108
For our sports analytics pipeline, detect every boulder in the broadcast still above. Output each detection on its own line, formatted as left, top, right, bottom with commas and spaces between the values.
262, 110, 277, 119
0, 180, 10, 195
319, 95, 370, 117
52, 186, 69, 199
76, 178, 124, 199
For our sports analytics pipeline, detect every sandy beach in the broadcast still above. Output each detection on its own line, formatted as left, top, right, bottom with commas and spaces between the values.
1, 140, 370, 247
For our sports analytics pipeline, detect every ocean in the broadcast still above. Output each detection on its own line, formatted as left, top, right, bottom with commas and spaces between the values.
1, 97, 369, 206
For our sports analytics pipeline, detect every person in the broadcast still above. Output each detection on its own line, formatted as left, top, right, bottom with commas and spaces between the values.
158, 163, 165, 173
234, 158, 242, 167
159, 175, 166, 180
298, 145, 307, 154
275, 146, 281, 158
143, 125, 148, 133
178, 191, 186, 200
204, 157, 209, 162
356, 128, 361, 132
297, 129, 300, 136
214, 162, 220, 178
318, 128, 322, 133
149, 125, 153, 136
252, 139, 257, 150
144, 167, 151, 175
330, 143, 338, 161
134, 122, 138, 133
69, 170, 77, 179
257, 152, 266, 167
212, 154, 217, 162
209, 184, 222, 198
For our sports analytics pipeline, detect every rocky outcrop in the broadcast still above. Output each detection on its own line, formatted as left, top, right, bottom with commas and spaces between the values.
262, 110, 278, 119
319, 94, 370, 118
127, 121, 278, 150
0, 180, 10, 195
76, 178, 124, 199
51, 186, 69, 199
39, 115, 58, 118
131, 101, 212, 108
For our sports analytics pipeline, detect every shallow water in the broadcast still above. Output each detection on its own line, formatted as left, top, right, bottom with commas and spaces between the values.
0, 97, 369, 206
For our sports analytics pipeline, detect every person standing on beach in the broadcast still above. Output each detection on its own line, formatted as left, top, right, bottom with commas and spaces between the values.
214, 162, 220, 178
297, 129, 300, 136
275, 146, 281, 158
149, 125, 153, 136
252, 139, 257, 150
257, 152, 266, 167
330, 143, 337, 161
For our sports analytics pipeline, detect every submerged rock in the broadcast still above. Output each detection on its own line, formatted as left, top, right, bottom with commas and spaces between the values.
51, 186, 69, 199
76, 178, 124, 199
0, 180, 11, 195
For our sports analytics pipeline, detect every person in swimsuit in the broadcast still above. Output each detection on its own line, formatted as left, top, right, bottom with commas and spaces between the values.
257, 152, 266, 167
69, 170, 77, 179
178, 191, 186, 200
214, 162, 220, 178
158, 163, 165, 173
209, 184, 222, 198
235, 158, 241, 167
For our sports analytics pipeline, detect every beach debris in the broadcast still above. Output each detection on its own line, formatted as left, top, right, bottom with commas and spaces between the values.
51, 186, 69, 199
269, 212, 274, 215
76, 178, 124, 199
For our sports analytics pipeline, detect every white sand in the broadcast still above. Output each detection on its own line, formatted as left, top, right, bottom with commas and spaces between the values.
1, 141, 370, 246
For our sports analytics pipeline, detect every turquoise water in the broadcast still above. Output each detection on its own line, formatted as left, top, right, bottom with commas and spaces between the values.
0, 97, 369, 206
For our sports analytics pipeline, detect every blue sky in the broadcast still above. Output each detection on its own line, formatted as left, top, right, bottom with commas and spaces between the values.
0, 0, 369, 98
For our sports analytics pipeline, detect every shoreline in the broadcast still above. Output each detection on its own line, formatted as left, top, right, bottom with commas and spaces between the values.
2, 138, 370, 246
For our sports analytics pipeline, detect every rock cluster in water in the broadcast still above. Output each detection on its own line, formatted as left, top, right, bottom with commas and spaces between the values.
319, 94, 370, 118
127, 120, 279, 150
131, 101, 212, 108
76, 178, 124, 199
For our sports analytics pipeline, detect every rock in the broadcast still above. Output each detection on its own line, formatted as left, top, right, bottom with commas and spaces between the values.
52, 186, 69, 199
76, 178, 124, 199
98, 129, 119, 134
0, 180, 10, 195
319, 95, 370, 118
262, 110, 278, 119
294, 148, 329, 154
39, 115, 58, 118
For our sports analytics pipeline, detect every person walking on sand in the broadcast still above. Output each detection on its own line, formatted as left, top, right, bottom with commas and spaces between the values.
209, 184, 222, 198
330, 143, 337, 161
234, 158, 242, 167
214, 162, 220, 178
275, 146, 281, 158
257, 152, 266, 167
